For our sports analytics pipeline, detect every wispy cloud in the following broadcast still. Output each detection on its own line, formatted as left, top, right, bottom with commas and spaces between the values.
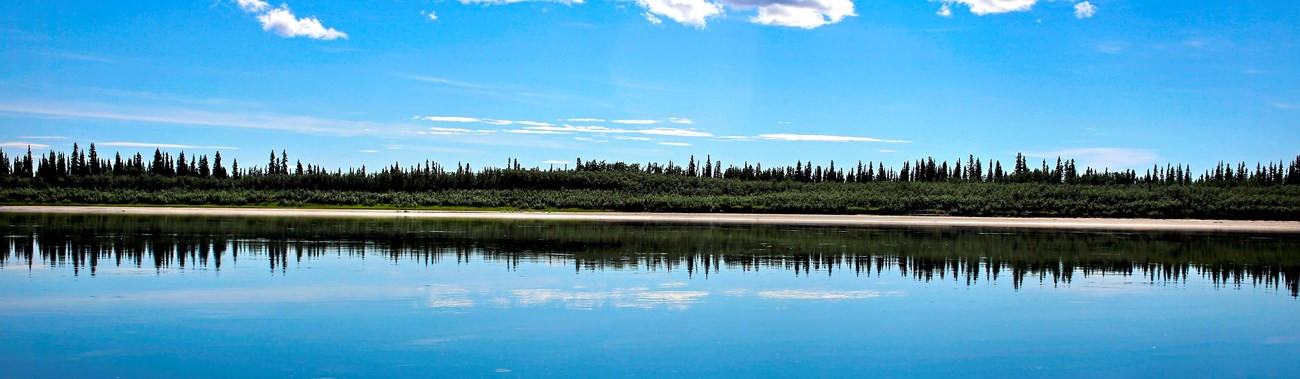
358, 149, 381, 153
640, 128, 711, 137
612, 119, 661, 125
44, 51, 116, 63
0, 100, 400, 136
506, 129, 569, 134
1096, 41, 1128, 55
1024, 147, 1159, 169
1272, 102, 1297, 110
666, 117, 694, 124
567, 118, 605, 122
757, 133, 910, 143
659, 142, 691, 147
419, 116, 554, 127
236, 0, 347, 40
421, 116, 484, 123
96, 142, 238, 150
404, 75, 496, 90
0, 142, 51, 149
542, 160, 570, 164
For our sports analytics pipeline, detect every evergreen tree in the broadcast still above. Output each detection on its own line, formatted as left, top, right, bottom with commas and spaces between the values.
213, 152, 227, 179
88, 144, 100, 175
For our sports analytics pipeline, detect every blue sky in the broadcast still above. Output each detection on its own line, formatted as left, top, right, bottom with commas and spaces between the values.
1, 0, 1296, 172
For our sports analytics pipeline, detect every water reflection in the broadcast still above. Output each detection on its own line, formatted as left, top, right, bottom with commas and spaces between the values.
2, 213, 1298, 297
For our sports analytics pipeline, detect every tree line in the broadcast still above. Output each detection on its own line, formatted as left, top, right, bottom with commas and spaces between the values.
1, 143, 1298, 219
3, 143, 1298, 188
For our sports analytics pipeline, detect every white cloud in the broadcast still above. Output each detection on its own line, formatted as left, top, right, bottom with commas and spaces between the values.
757, 133, 910, 143
659, 142, 692, 146
1024, 147, 1159, 169
639, 127, 711, 137
1073, 1, 1096, 19
0, 142, 51, 149
542, 160, 570, 164
1273, 102, 1297, 110
96, 142, 238, 149
419, 116, 553, 128
734, 0, 856, 29
666, 117, 694, 124
941, 0, 1037, 15
514, 124, 711, 138
615, 136, 653, 141
644, 12, 664, 25
937, 3, 953, 17
358, 149, 381, 153
422, 116, 483, 123
612, 119, 661, 125
461, 0, 585, 4
237, 0, 270, 13
427, 126, 476, 133
506, 129, 570, 134
567, 118, 605, 122
255, 5, 348, 40
635, 0, 723, 28
426, 11, 439, 21
879, 149, 897, 153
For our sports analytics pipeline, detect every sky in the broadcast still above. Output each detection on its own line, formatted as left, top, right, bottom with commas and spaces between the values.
1, 0, 1297, 172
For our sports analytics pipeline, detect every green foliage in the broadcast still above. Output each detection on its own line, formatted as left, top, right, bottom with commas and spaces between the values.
1, 145, 1298, 220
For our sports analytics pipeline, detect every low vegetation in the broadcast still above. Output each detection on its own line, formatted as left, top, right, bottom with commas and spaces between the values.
2, 144, 1298, 220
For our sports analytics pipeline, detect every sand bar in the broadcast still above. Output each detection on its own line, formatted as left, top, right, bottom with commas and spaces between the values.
4, 205, 1299, 234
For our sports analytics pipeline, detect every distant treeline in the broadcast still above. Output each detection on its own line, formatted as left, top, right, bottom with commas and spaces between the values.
2, 144, 1299, 219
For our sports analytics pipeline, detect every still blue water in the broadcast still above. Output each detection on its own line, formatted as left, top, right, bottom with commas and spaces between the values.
1, 214, 1298, 377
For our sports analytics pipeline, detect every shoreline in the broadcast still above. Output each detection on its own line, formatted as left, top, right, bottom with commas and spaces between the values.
4, 205, 1300, 234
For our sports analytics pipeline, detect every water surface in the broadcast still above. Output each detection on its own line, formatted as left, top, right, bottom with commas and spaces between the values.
2, 213, 1298, 377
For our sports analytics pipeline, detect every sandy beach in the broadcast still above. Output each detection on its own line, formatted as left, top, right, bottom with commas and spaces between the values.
3, 205, 1298, 234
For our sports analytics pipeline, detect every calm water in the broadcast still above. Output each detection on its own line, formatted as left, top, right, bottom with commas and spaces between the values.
2, 213, 1299, 377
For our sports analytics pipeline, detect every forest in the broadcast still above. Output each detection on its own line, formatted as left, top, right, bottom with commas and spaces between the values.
1, 143, 1299, 220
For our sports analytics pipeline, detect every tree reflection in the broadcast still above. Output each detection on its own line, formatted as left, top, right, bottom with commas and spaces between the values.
2, 213, 1298, 297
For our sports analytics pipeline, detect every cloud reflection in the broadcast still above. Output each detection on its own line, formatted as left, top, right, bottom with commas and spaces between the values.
507, 288, 706, 310
757, 289, 894, 300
